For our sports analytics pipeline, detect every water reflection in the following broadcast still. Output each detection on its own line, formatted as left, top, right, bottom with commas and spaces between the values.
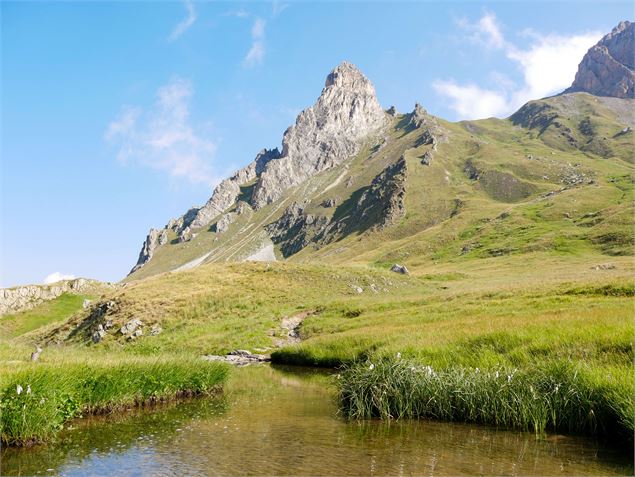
2, 364, 632, 476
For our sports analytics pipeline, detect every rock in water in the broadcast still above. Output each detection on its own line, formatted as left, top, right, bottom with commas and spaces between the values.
250, 61, 388, 208
565, 21, 634, 98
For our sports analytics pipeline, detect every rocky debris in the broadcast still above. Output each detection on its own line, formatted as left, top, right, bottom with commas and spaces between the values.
202, 350, 271, 366
345, 177, 354, 188
92, 325, 106, 343
387, 105, 397, 116
354, 286, 364, 294
565, 21, 634, 98
250, 62, 388, 208
274, 311, 315, 347
30, 345, 43, 362
190, 148, 281, 230
353, 157, 407, 229
83, 299, 91, 309
235, 201, 252, 215
390, 264, 409, 274
130, 228, 169, 274
460, 243, 481, 255
266, 202, 331, 257
464, 159, 480, 180
0, 278, 107, 315
150, 324, 163, 335
322, 198, 337, 208
178, 227, 193, 243
215, 212, 237, 234
420, 150, 433, 166
120, 318, 143, 336
592, 263, 616, 270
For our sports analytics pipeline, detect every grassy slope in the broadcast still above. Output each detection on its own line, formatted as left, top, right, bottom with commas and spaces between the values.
0, 293, 92, 341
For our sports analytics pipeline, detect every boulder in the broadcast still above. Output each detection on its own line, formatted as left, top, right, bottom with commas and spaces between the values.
390, 264, 409, 274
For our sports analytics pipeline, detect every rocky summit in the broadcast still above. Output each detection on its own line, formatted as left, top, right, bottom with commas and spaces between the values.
565, 20, 635, 98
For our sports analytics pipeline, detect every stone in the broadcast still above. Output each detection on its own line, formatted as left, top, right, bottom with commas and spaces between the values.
565, 21, 634, 98
386, 106, 397, 116
150, 324, 163, 336
215, 212, 236, 234
82, 299, 91, 309
322, 198, 337, 208
30, 345, 43, 362
390, 264, 409, 274
92, 329, 106, 343
120, 318, 143, 335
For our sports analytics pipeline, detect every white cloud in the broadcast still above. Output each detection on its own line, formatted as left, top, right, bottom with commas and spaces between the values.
243, 18, 266, 68
433, 80, 509, 119
106, 77, 218, 186
457, 11, 505, 49
506, 32, 602, 105
434, 13, 601, 119
44, 272, 76, 284
272, 1, 290, 17
168, 0, 196, 42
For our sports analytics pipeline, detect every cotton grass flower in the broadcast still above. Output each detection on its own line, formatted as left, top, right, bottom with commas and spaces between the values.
16, 384, 23, 395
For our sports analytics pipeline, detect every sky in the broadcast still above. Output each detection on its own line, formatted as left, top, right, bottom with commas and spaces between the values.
1, 1, 631, 287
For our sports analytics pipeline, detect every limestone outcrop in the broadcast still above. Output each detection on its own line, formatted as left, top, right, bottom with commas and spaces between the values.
565, 21, 634, 98
0, 278, 109, 315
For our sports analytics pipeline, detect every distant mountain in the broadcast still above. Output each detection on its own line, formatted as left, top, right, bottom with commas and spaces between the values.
127, 22, 634, 281
564, 20, 634, 98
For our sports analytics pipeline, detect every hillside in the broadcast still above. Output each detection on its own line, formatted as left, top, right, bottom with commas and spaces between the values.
126, 87, 634, 281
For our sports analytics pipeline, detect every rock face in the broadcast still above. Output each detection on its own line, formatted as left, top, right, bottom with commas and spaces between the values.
130, 228, 168, 274
250, 62, 388, 208
0, 278, 105, 315
565, 21, 634, 98
265, 157, 407, 258
129, 61, 388, 275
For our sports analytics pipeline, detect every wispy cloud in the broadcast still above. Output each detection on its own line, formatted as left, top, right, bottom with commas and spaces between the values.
44, 272, 76, 284
224, 7, 249, 18
457, 11, 505, 49
272, 1, 290, 17
243, 17, 266, 68
168, 0, 197, 42
434, 12, 601, 119
106, 77, 218, 186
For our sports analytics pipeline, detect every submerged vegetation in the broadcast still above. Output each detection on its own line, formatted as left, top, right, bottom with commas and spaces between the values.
338, 358, 634, 441
0, 356, 228, 446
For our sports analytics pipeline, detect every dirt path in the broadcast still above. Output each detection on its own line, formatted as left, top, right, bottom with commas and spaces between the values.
275, 310, 315, 347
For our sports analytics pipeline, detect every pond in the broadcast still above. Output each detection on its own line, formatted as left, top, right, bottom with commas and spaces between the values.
2, 365, 632, 476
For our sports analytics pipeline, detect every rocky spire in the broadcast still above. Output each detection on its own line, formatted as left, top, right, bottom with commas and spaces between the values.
565, 20, 634, 98
250, 61, 387, 208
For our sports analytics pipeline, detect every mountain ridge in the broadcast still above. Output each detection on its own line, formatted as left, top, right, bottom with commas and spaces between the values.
128, 21, 634, 280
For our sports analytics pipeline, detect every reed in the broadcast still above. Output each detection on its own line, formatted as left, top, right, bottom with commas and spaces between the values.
338, 358, 634, 440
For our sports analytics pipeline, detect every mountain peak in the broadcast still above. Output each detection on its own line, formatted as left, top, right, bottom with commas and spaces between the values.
565, 20, 634, 98
324, 61, 369, 88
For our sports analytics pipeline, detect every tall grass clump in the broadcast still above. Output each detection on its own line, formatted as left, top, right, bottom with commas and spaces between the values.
338, 358, 634, 440
0, 358, 228, 446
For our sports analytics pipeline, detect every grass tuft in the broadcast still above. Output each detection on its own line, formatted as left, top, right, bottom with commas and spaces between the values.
0, 358, 228, 446
338, 358, 634, 441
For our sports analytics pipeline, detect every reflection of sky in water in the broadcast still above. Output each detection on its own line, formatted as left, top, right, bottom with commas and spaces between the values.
4, 365, 633, 477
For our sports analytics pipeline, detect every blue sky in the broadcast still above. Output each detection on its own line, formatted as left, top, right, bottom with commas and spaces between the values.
1, 1, 631, 287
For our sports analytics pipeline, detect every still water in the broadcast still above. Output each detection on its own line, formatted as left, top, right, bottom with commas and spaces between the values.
2, 365, 632, 476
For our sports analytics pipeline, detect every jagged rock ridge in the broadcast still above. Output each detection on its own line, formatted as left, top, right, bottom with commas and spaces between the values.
129, 61, 388, 274
251, 61, 388, 208
565, 20, 634, 98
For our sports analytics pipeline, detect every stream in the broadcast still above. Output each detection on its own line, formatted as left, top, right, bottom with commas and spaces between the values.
2, 365, 632, 476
